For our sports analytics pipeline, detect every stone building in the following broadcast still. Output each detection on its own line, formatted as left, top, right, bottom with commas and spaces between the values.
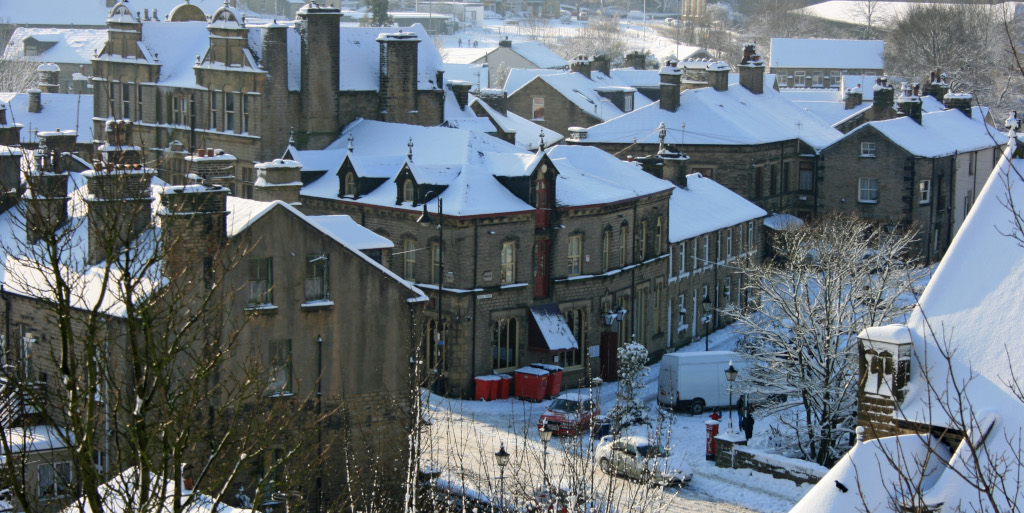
0, 120, 426, 511
791, 124, 1024, 513
504, 56, 654, 139
817, 86, 1005, 262
569, 46, 843, 218
90, 1, 445, 195
768, 38, 884, 89
460, 38, 568, 87
288, 120, 765, 397
2, 27, 107, 94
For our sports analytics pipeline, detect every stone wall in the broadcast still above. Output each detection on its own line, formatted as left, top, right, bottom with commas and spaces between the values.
507, 79, 601, 138
715, 435, 827, 486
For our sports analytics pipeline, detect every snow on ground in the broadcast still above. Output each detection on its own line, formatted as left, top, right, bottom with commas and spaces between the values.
424, 324, 809, 513
437, 17, 689, 67
797, 0, 1019, 26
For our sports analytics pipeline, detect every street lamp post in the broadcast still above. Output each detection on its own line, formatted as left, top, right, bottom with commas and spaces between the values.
724, 361, 738, 433
494, 443, 510, 512
701, 295, 712, 351
417, 194, 444, 392
539, 421, 553, 494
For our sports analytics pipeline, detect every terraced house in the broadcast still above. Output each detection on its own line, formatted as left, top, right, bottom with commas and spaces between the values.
288, 121, 764, 397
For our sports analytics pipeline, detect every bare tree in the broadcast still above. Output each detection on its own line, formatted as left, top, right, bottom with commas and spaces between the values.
0, 58, 39, 93
0, 144, 330, 513
724, 214, 924, 466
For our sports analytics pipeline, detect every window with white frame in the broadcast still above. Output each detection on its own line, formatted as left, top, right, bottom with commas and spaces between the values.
532, 97, 545, 120
210, 90, 219, 130
919, 180, 931, 204
860, 142, 877, 157
602, 229, 611, 271
431, 242, 442, 284
344, 172, 357, 197
568, 234, 582, 276
402, 179, 415, 203
501, 241, 516, 284
812, 71, 823, 86
726, 230, 732, 258
38, 461, 72, 499
748, 222, 754, 252
858, 177, 879, 203
638, 219, 647, 261
702, 235, 709, 267
121, 82, 131, 120
829, 71, 840, 87
679, 241, 686, 275
402, 238, 416, 280
242, 93, 251, 133
225, 92, 235, 131
795, 70, 805, 87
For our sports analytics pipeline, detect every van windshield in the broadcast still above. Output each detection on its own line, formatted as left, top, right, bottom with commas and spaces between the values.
549, 399, 580, 413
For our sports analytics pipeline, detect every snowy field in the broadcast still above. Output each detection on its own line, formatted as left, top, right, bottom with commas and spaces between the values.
796, 0, 1020, 26
422, 325, 811, 513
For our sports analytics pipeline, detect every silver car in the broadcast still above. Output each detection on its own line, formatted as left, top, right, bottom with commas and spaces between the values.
595, 435, 693, 487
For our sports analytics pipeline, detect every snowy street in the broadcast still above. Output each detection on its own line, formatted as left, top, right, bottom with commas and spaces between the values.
422, 327, 811, 513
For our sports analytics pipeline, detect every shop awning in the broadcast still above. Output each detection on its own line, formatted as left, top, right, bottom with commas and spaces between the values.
528, 304, 578, 353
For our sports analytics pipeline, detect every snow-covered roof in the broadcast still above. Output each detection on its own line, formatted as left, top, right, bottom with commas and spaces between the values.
0, 0, 235, 26
505, 70, 654, 122
2, 27, 108, 65
504, 68, 564, 97
822, 132, 1024, 513
0, 93, 94, 144
790, 433, 950, 513
529, 304, 578, 352
498, 40, 568, 69
300, 120, 672, 217
442, 62, 489, 89
139, 21, 213, 88
442, 47, 491, 65
667, 175, 766, 242
470, 96, 563, 152
63, 467, 253, 513
337, 24, 443, 91
609, 68, 660, 88
1, 425, 70, 459
581, 77, 843, 150
769, 38, 884, 70
307, 215, 393, 250
839, 108, 1006, 158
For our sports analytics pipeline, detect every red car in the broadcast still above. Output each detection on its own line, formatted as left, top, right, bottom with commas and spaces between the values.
538, 391, 599, 436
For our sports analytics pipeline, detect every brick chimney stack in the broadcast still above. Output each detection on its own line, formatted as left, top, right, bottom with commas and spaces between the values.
844, 85, 863, 110
943, 93, 973, 118
896, 82, 923, 124
0, 103, 23, 145
626, 51, 646, 70
83, 163, 156, 264
24, 149, 70, 243
158, 183, 229, 279
592, 54, 611, 77
872, 77, 894, 116
706, 61, 729, 92
28, 89, 42, 113
36, 63, 60, 93
479, 88, 507, 115
378, 31, 421, 124
570, 56, 592, 79
254, 159, 303, 204
449, 81, 471, 109
659, 59, 682, 111
738, 43, 765, 94
921, 68, 948, 102
260, 21, 290, 159
297, 3, 341, 148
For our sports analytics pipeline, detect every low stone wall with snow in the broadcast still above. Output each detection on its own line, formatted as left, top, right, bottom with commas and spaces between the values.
715, 437, 828, 486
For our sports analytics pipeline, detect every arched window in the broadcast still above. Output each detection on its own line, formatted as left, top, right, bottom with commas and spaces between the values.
564, 308, 586, 368
601, 228, 611, 271
638, 218, 648, 261
403, 179, 415, 203
344, 172, 357, 197
619, 224, 628, 267
492, 317, 519, 371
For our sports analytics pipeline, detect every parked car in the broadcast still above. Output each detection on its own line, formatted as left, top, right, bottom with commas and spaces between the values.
595, 435, 693, 486
538, 391, 599, 435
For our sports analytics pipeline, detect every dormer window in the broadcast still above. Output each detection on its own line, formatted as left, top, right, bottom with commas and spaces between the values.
624, 93, 634, 112
344, 172, 357, 197
403, 179, 415, 203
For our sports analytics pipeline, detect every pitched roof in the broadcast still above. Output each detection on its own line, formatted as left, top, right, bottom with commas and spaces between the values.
2, 27, 108, 65
769, 38, 884, 70
505, 70, 654, 122
0, 0, 233, 26
0, 92, 94, 144
667, 175, 766, 243
500, 40, 568, 69
469, 96, 564, 151
840, 108, 1006, 158
299, 121, 673, 217
580, 78, 843, 150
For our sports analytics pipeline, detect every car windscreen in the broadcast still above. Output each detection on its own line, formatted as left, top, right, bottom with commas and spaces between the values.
549, 399, 580, 413
636, 444, 669, 458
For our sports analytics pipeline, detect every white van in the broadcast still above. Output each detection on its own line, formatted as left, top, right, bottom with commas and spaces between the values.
657, 351, 747, 414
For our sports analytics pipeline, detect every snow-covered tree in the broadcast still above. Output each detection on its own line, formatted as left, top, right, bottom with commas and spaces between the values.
0, 58, 38, 93
724, 214, 924, 466
609, 339, 651, 430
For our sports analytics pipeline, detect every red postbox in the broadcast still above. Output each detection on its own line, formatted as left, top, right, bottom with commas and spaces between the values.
705, 419, 720, 461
